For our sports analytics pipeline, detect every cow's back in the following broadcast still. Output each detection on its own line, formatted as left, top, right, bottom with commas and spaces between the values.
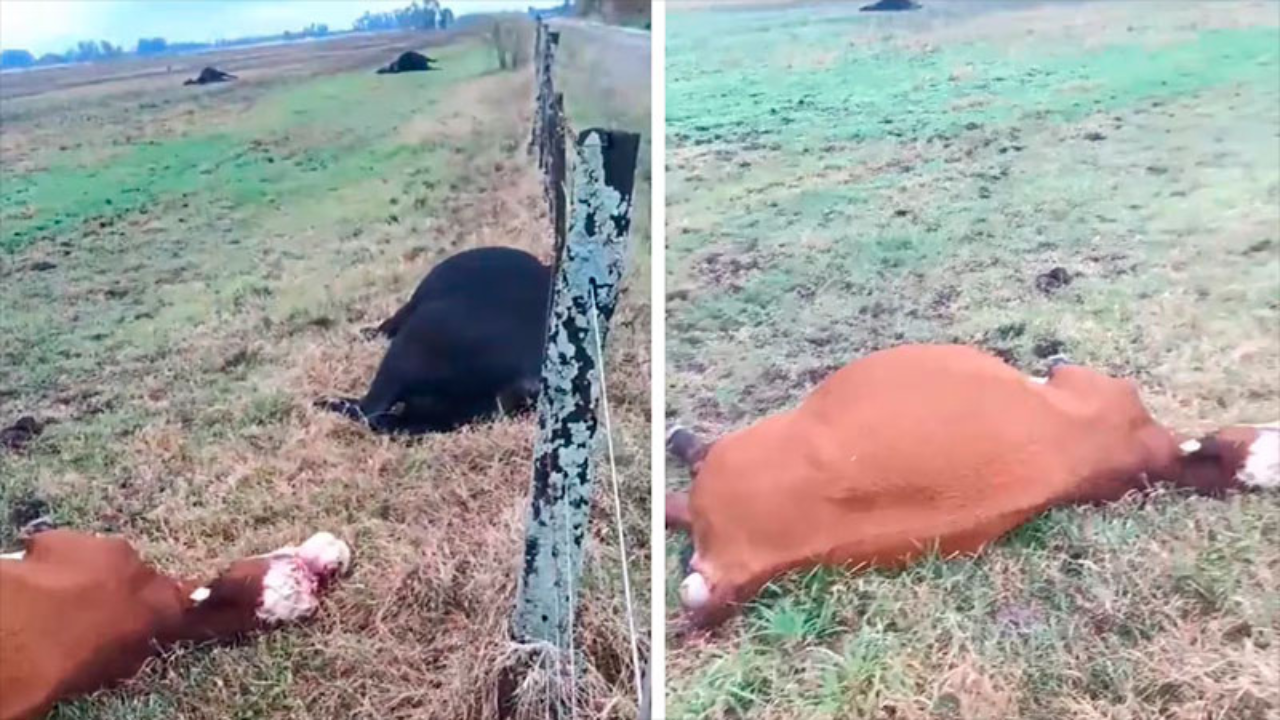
690, 344, 1165, 596
395, 247, 551, 395
0, 534, 170, 720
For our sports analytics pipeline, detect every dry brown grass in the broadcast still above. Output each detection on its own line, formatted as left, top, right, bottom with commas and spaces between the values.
2, 27, 649, 720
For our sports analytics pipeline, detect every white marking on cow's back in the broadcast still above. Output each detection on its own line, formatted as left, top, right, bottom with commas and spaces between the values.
190, 587, 211, 603
0, 551, 25, 561
1238, 427, 1280, 489
679, 572, 710, 610
1027, 376, 1048, 386
1178, 439, 1201, 454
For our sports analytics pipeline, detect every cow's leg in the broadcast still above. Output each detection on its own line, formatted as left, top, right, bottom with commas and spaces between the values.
363, 299, 417, 340
18, 516, 55, 538
495, 376, 540, 416
2, 516, 56, 556
316, 347, 420, 433
666, 491, 692, 531
313, 395, 400, 431
667, 426, 710, 473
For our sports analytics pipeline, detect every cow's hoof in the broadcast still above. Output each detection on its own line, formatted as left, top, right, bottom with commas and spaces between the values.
18, 516, 55, 538
359, 326, 383, 341
1045, 354, 1074, 374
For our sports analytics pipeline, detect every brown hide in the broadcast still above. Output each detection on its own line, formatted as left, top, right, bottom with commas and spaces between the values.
0, 530, 345, 720
679, 345, 1218, 628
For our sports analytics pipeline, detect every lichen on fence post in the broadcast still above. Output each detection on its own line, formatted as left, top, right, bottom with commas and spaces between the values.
509, 128, 641, 711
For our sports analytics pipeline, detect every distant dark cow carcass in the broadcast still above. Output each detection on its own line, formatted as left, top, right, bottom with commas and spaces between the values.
860, 0, 921, 10
317, 246, 551, 434
183, 67, 236, 86
666, 344, 1279, 630
376, 51, 437, 75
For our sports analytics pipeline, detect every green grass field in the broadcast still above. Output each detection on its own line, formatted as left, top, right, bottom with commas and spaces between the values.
1, 24, 650, 720
665, 2, 1280, 718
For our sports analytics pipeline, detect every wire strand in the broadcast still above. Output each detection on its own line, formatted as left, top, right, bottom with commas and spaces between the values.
589, 285, 644, 706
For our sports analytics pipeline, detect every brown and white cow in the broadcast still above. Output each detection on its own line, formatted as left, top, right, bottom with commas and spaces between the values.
666, 344, 1279, 630
0, 529, 351, 720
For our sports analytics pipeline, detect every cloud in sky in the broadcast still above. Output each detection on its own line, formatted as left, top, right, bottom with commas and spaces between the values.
0, 1, 559, 55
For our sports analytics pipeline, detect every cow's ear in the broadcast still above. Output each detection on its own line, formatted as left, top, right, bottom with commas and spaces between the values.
667, 426, 710, 473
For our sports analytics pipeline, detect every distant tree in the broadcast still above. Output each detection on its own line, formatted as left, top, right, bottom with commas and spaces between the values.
36, 52, 65, 66
136, 37, 168, 55
440, 8, 455, 28
489, 18, 532, 71
353, 0, 446, 31
0, 49, 35, 68
72, 40, 101, 61
573, 0, 601, 17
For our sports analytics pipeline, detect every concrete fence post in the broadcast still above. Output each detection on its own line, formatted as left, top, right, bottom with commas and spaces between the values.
508, 128, 641, 716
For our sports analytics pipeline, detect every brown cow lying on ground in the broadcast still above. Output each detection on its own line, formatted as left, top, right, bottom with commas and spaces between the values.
666, 344, 1279, 630
0, 529, 351, 720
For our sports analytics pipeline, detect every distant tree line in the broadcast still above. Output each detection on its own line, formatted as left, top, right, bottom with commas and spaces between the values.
0, 2, 456, 70
1, 40, 124, 68
353, 1, 454, 32
572, 0, 649, 27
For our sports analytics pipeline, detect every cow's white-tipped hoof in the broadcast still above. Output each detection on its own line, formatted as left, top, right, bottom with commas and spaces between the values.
679, 572, 710, 610
1178, 439, 1202, 455
1239, 426, 1280, 489
297, 531, 351, 576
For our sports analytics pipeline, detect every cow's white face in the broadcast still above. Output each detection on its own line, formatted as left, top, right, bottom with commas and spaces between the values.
256, 532, 352, 624
189, 532, 351, 625
1239, 424, 1280, 489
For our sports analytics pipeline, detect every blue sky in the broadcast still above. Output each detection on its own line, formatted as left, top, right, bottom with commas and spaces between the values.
0, 1, 561, 55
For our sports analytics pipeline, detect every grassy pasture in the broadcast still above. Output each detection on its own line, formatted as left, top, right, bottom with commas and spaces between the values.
665, 2, 1279, 718
1, 22, 649, 720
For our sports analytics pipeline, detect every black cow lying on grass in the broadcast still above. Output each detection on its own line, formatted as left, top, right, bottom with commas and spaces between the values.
860, 0, 921, 10
316, 247, 551, 434
376, 51, 437, 75
183, 67, 237, 86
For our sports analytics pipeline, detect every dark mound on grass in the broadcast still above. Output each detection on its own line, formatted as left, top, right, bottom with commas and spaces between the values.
376, 51, 437, 75
183, 67, 236, 86
861, 0, 921, 10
